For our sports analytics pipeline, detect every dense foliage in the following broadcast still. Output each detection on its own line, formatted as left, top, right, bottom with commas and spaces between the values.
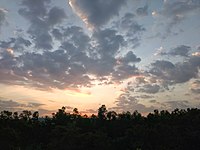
0, 105, 200, 150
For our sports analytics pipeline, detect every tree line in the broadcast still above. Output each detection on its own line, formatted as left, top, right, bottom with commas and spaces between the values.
0, 105, 200, 150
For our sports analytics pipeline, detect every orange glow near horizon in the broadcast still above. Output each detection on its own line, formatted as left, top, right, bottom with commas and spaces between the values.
0, 83, 120, 115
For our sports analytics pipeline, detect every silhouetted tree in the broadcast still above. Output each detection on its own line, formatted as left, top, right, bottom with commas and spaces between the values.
19, 110, 32, 121
0, 110, 12, 120
0, 106, 200, 150
32, 111, 39, 121
107, 111, 117, 120
13, 112, 19, 120
98, 105, 107, 120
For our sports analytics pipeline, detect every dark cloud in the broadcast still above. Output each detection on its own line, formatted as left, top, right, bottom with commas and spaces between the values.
160, 45, 191, 57
118, 51, 141, 65
0, 99, 25, 111
69, 0, 126, 27
119, 13, 145, 48
0, 99, 45, 112
0, 8, 6, 30
0, 37, 32, 52
47, 7, 66, 26
139, 95, 154, 99
138, 84, 160, 94
113, 93, 156, 113
136, 5, 148, 16
93, 29, 125, 57
18, 0, 66, 50
149, 55, 200, 84
0, 27, 141, 90
169, 45, 191, 57
149, 100, 157, 103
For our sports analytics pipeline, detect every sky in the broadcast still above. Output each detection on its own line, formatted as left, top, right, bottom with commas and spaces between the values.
0, 0, 200, 116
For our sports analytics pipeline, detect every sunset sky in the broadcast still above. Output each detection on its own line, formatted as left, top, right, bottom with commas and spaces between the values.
0, 0, 200, 116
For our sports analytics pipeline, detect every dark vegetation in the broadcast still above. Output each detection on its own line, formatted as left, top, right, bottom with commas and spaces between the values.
0, 105, 200, 150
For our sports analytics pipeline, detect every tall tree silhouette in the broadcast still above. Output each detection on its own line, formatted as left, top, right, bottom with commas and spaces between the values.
98, 105, 107, 120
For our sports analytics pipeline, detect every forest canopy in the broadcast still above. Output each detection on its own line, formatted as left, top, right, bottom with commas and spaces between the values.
0, 105, 200, 150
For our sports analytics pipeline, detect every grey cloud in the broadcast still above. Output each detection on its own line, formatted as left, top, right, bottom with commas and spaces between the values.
113, 93, 155, 114
0, 99, 45, 112
135, 76, 147, 84
119, 13, 145, 47
154, 0, 200, 36
165, 100, 190, 110
169, 45, 191, 57
51, 28, 63, 41
191, 88, 200, 94
0, 8, 6, 30
161, 45, 191, 57
18, 0, 66, 50
0, 100, 25, 111
136, 5, 148, 16
27, 102, 45, 108
161, 0, 200, 18
0, 37, 31, 52
119, 51, 141, 65
149, 100, 157, 103
148, 54, 200, 89
190, 80, 200, 94
139, 95, 154, 99
69, 0, 126, 27
0, 24, 142, 90
112, 64, 140, 81
138, 84, 160, 94
92, 29, 125, 58
47, 7, 67, 26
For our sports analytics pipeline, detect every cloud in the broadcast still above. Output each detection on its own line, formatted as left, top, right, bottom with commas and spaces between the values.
119, 13, 145, 48
138, 84, 160, 94
149, 55, 200, 84
135, 76, 147, 84
169, 45, 191, 57
113, 93, 156, 113
152, 0, 200, 37
0, 37, 32, 52
0, 26, 142, 90
69, 0, 126, 28
47, 7, 67, 26
190, 80, 200, 94
120, 52, 200, 96
0, 8, 7, 30
18, 0, 66, 50
136, 5, 148, 16
0, 99, 25, 111
118, 51, 141, 65
0, 99, 45, 112
160, 45, 191, 57
165, 100, 190, 110
92, 28, 125, 58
